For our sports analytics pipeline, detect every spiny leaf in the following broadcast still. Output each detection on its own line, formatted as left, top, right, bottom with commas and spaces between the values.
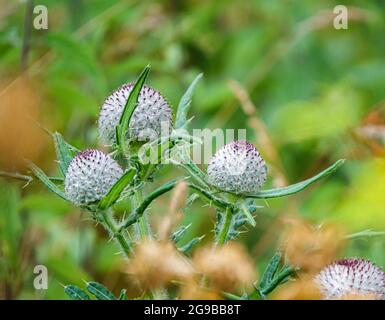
116, 65, 150, 153
0, 171, 33, 184
222, 292, 243, 300
175, 73, 203, 129
86, 281, 116, 300
259, 266, 296, 296
178, 235, 204, 254
118, 289, 127, 300
188, 183, 231, 209
346, 229, 385, 240
64, 285, 91, 300
52, 132, 78, 176
186, 193, 199, 206
249, 159, 345, 199
28, 162, 67, 201
98, 168, 136, 210
239, 201, 256, 227
0, 171, 63, 183
259, 251, 282, 289
225, 204, 257, 241
170, 224, 192, 243
233, 213, 249, 229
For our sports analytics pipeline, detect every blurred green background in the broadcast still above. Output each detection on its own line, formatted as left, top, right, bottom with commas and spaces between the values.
0, 0, 384, 299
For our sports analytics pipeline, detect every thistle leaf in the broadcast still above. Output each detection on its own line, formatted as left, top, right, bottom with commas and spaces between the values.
346, 229, 385, 240
170, 224, 192, 243
249, 159, 345, 199
86, 281, 116, 300
175, 73, 203, 129
259, 251, 282, 289
259, 266, 296, 296
239, 201, 256, 227
28, 162, 67, 201
222, 292, 243, 300
116, 65, 150, 152
188, 183, 231, 209
178, 235, 204, 254
118, 289, 127, 300
52, 132, 78, 176
64, 285, 91, 300
98, 168, 136, 210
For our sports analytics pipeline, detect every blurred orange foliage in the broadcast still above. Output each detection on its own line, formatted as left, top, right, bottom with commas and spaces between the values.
282, 218, 345, 274
124, 240, 193, 289
0, 78, 47, 171
193, 242, 257, 293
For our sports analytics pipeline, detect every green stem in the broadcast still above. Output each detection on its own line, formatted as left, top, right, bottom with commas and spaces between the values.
183, 161, 210, 189
248, 288, 262, 300
216, 206, 233, 246
188, 183, 231, 209
0, 171, 33, 183
135, 189, 152, 239
99, 210, 131, 258
118, 179, 182, 233
139, 139, 173, 181
117, 181, 234, 235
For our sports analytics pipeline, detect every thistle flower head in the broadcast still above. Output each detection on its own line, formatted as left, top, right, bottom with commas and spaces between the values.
207, 140, 267, 194
64, 149, 123, 206
315, 258, 385, 300
98, 84, 173, 144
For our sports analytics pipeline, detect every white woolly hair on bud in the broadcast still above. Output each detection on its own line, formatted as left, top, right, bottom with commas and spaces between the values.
207, 140, 267, 194
64, 149, 123, 206
315, 258, 385, 300
98, 83, 173, 145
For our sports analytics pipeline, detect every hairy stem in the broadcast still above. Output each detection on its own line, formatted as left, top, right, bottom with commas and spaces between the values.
188, 183, 231, 209
99, 210, 132, 257
216, 207, 233, 246
135, 189, 152, 239
183, 161, 210, 189
21, 0, 34, 71
118, 180, 231, 233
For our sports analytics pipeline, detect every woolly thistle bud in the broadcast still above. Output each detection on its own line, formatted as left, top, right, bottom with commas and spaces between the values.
64, 149, 123, 206
207, 140, 267, 194
98, 84, 173, 145
315, 258, 385, 300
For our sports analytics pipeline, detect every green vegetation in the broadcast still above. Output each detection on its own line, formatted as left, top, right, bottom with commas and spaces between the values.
0, 0, 384, 299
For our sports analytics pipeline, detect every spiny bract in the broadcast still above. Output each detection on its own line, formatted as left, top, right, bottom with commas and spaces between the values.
207, 140, 267, 194
64, 149, 123, 206
315, 258, 385, 300
98, 83, 173, 145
